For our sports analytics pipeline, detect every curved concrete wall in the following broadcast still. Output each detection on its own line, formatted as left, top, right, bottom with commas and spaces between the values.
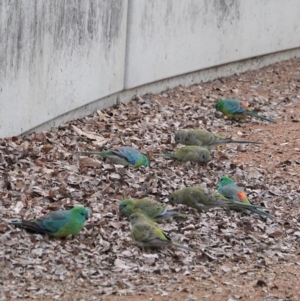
1, 0, 300, 137
125, 0, 300, 88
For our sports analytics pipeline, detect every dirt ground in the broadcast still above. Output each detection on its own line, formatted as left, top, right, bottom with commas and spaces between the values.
1, 58, 300, 301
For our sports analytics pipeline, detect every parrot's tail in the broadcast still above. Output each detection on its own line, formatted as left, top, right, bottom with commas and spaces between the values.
228, 203, 275, 219
158, 211, 198, 220
220, 138, 263, 145
154, 153, 174, 160
9, 220, 51, 234
172, 242, 199, 252
247, 207, 275, 219
228, 201, 267, 211
246, 111, 276, 123
76, 151, 108, 156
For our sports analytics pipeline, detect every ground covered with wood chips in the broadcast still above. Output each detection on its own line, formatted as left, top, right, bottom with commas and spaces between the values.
1, 58, 300, 301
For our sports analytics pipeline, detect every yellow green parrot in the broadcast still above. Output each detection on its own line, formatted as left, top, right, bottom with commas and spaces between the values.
169, 186, 270, 215
119, 198, 194, 220
129, 212, 198, 252
174, 129, 263, 149
216, 99, 276, 123
217, 176, 274, 219
78, 146, 149, 167
156, 146, 211, 164
9, 206, 89, 238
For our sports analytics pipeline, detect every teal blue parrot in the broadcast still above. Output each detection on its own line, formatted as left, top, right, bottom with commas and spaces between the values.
216, 99, 276, 123
78, 146, 149, 167
217, 176, 274, 219
9, 206, 89, 238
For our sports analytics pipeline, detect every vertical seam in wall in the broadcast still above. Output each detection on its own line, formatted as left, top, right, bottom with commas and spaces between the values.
123, 0, 132, 92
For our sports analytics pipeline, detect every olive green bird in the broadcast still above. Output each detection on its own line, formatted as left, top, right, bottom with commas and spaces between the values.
175, 129, 263, 149
169, 186, 268, 214
216, 99, 276, 123
156, 146, 211, 164
9, 206, 89, 238
78, 146, 149, 167
218, 176, 274, 219
119, 198, 194, 221
129, 212, 198, 252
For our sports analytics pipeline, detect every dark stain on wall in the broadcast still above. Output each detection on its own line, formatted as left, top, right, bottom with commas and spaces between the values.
0, 0, 125, 81
208, 0, 240, 28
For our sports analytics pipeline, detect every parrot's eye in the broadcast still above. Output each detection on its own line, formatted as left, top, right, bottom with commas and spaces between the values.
80, 212, 88, 218
129, 214, 136, 221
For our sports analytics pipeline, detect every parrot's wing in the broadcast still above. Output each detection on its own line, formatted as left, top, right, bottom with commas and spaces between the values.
132, 223, 157, 242
189, 189, 233, 209
147, 224, 173, 247
138, 202, 166, 218
195, 131, 215, 145
114, 147, 141, 165
151, 206, 167, 218
219, 185, 242, 202
41, 211, 70, 233
226, 100, 246, 114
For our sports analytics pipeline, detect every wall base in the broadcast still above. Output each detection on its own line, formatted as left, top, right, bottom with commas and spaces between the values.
23, 47, 300, 137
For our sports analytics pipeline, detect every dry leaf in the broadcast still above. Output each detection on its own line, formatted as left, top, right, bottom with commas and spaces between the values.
72, 125, 108, 143
1, 58, 300, 299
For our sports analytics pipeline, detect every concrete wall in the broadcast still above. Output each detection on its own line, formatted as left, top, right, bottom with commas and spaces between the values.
125, 0, 300, 88
0, 0, 127, 137
1, 0, 300, 137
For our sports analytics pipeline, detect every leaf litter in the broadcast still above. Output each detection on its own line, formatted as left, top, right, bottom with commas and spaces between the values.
0, 58, 300, 300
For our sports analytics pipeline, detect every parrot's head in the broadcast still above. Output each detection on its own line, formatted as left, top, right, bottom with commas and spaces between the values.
168, 191, 182, 205
219, 175, 235, 187
141, 155, 149, 167
174, 130, 187, 144
119, 199, 135, 217
71, 206, 90, 222
135, 154, 149, 167
197, 147, 211, 164
129, 212, 149, 225
215, 100, 224, 111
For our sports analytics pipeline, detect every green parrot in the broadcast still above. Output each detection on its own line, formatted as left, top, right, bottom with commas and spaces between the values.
174, 129, 263, 149
216, 99, 276, 123
217, 176, 274, 219
78, 146, 149, 167
9, 206, 89, 238
129, 212, 198, 252
119, 198, 194, 220
169, 186, 269, 214
156, 146, 211, 164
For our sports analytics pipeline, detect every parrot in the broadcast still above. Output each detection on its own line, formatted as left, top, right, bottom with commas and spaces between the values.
129, 212, 198, 252
217, 175, 274, 219
77, 146, 149, 167
119, 198, 194, 220
156, 146, 211, 164
168, 186, 270, 215
174, 129, 263, 149
215, 99, 276, 123
9, 206, 89, 238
